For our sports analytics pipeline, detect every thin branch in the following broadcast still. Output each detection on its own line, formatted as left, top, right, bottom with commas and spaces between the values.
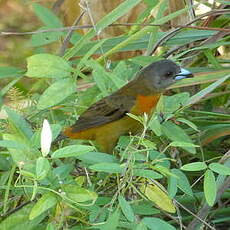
1, 9, 230, 37
1, 24, 229, 37
174, 200, 216, 230
52, 0, 65, 13
59, 11, 85, 56
148, 9, 230, 55
181, 29, 230, 66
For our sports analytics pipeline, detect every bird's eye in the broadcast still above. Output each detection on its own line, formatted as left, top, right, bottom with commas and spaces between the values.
165, 71, 173, 77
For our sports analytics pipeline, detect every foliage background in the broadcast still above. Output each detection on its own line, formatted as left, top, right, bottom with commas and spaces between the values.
0, 0, 230, 230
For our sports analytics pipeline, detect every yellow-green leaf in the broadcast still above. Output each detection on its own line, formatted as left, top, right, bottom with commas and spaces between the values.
140, 183, 176, 213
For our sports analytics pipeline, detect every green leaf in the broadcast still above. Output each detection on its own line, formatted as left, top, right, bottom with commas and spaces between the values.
118, 195, 135, 222
135, 222, 148, 230
169, 141, 199, 148
161, 121, 196, 154
87, 60, 122, 95
185, 74, 230, 106
98, 6, 191, 61
52, 145, 94, 158
209, 163, 230, 175
163, 93, 190, 114
204, 50, 222, 69
31, 3, 63, 46
140, 183, 176, 213
132, 202, 160, 215
167, 175, 178, 198
36, 157, 50, 180
133, 169, 163, 179
89, 163, 124, 173
100, 209, 120, 230
75, 30, 216, 56
176, 118, 199, 131
29, 193, 57, 220
0, 140, 28, 150
172, 169, 193, 196
148, 115, 162, 136
77, 40, 106, 70
0, 203, 45, 230
20, 170, 36, 179
3, 134, 33, 164
142, 217, 176, 230
64, 0, 142, 59
33, 3, 63, 27
204, 170, 216, 206
181, 162, 207, 171
5, 107, 33, 142
26, 54, 73, 78
0, 66, 23, 78
37, 78, 76, 110
63, 185, 97, 203
76, 151, 118, 164
31, 26, 62, 47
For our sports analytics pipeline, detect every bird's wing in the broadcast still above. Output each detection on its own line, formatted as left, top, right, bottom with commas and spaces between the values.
70, 94, 136, 132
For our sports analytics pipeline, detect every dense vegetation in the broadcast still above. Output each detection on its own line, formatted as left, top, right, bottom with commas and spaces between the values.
0, 1, 229, 229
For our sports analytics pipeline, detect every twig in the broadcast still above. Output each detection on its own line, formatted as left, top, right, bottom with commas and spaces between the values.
174, 200, 216, 230
1, 201, 32, 218
186, 0, 196, 19
187, 150, 230, 230
59, 11, 85, 56
148, 9, 230, 55
52, 0, 65, 13
1, 24, 229, 36
81, 0, 105, 61
182, 29, 230, 66
1, 9, 229, 37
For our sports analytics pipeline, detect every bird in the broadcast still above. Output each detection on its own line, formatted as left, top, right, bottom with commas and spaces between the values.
62, 59, 193, 153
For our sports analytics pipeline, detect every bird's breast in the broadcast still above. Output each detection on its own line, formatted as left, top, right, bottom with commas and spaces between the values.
132, 94, 161, 114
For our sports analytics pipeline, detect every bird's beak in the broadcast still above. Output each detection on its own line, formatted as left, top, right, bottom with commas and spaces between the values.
174, 68, 193, 80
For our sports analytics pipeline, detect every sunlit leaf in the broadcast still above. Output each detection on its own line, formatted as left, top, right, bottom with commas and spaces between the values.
140, 182, 176, 213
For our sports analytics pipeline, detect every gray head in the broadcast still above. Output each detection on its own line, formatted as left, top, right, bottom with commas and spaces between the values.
137, 59, 193, 93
